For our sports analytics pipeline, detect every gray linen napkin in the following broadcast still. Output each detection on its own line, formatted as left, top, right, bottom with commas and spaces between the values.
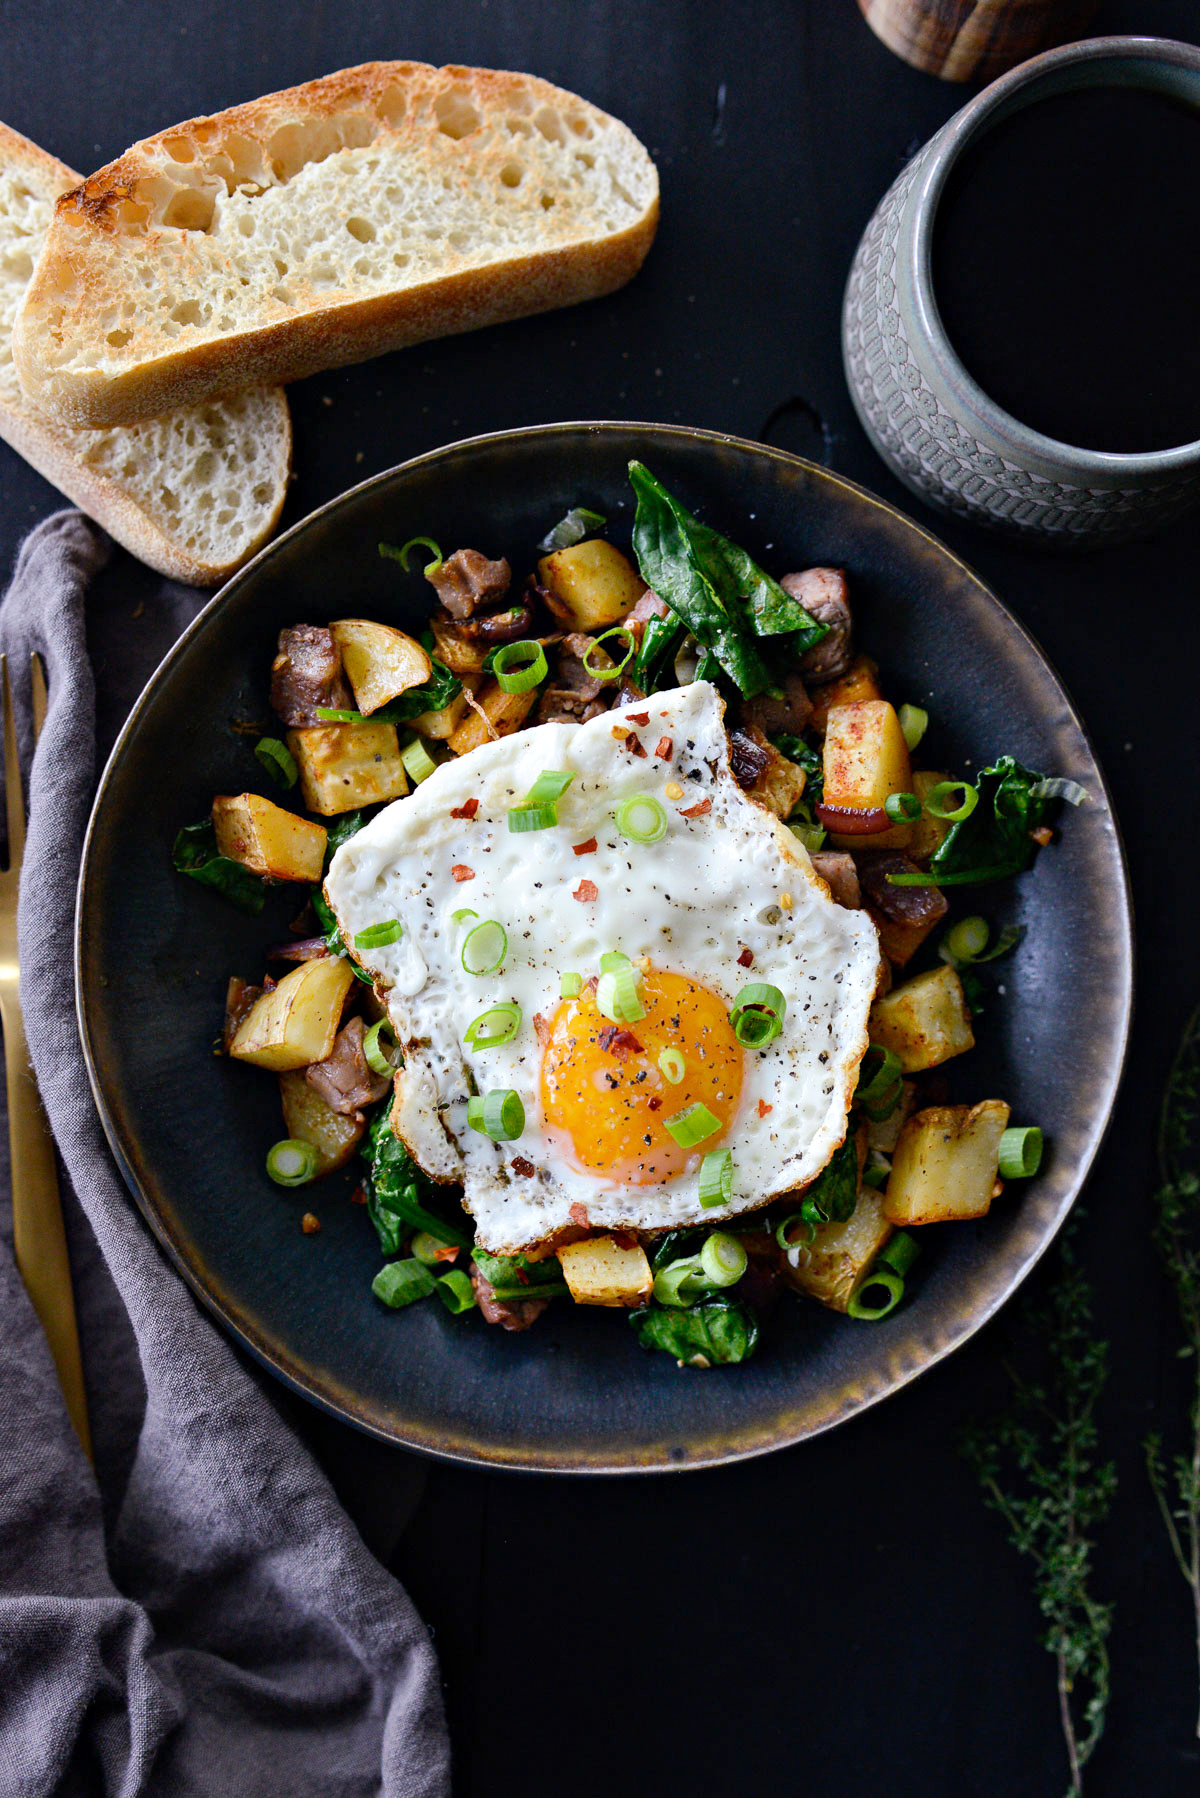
0, 513, 451, 1798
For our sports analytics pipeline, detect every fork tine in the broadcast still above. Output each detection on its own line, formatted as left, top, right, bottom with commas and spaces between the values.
30, 652, 46, 743
2, 656, 23, 873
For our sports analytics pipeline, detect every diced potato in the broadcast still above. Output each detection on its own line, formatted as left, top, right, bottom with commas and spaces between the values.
884, 1101, 1011, 1224
279, 1069, 365, 1174
809, 655, 883, 733
430, 613, 490, 675
287, 722, 408, 815
824, 700, 913, 815
212, 793, 326, 882
783, 1186, 894, 1313
446, 680, 538, 756
537, 539, 645, 632
229, 957, 356, 1071
866, 1079, 917, 1154
869, 964, 975, 1072
330, 619, 432, 714
557, 1235, 654, 1307
908, 770, 955, 866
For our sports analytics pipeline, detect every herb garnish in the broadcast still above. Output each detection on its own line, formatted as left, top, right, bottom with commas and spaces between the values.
1145, 1003, 1200, 1736
630, 1294, 759, 1366
961, 1224, 1115, 1796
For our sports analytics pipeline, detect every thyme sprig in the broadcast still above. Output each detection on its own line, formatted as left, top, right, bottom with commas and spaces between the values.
961, 1225, 1115, 1797
1145, 1003, 1200, 1737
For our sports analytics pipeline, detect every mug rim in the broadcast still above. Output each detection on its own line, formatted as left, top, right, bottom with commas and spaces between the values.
911, 33, 1200, 477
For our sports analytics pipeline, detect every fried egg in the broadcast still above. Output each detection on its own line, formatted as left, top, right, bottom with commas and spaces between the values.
325, 682, 881, 1253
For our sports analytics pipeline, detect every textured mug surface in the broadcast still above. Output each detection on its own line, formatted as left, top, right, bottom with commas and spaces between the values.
843, 35, 1200, 545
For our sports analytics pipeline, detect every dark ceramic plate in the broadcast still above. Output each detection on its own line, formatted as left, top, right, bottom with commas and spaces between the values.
76, 423, 1132, 1472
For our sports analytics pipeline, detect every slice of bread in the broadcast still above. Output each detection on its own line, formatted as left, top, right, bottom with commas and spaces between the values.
0, 124, 291, 582
12, 62, 659, 429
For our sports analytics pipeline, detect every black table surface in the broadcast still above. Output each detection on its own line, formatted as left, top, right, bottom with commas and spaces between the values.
3, 3, 1198, 1793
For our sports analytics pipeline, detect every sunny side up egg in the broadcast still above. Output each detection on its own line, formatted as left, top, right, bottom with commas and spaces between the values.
325, 682, 882, 1254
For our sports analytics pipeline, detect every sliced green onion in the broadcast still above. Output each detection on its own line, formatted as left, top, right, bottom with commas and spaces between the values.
653, 1255, 712, 1307
789, 821, 827, 854
847, 1267, 904, 1320
1031, 776, 1088, 806
254, 736, 298, 789
729, 982, 786, 1050
857, 1044, 903, 1107
698, 1151, 735, 1211
435, 1269, 477, 1313
399, 735, 438, 783
464, 1003, 522, 1048
665, 1102, 721, 1149
372, 1257, 436, 1308
877, 1230, 921, 1277
492, 640, 548, 694
380, 536, 444, 577
615, 793, 668, 844
411, 1230, 453, 1266
776, 1212, 816, 1251
467, 1089, 525, 1141
355, 919, 403, 950
898, 704, 928, 752
700, 1228, 746, 1284
509, 767, 573, 832
583, 626, 635, 681
560, 971, 582, 998
600, 950, 632, 973
363, 1019, 400, 1077
507, 803, 559, 833
884, 791, 921, 823
266, 1139, 318, 1187
939, 918, 1025, 968
315, 706, 363, 723
526, 770, 575, 805
461, 920, 507, 975
998, 1125, 1043, 1179
596, 963, 646, 1024
924, 779, 979, 822
539, 506, 606, 552
451, 907, 478, 925
658, 1047, 686, 1084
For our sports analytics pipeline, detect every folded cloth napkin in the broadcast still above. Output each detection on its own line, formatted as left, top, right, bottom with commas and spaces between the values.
0, 514, 450, 1798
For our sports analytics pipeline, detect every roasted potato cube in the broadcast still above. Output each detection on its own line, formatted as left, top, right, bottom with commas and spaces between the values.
279, 1069, 365, 1175
287, 722, 408, 815
824, 700, 913, 815
809, 655, 883, 734
557, 1235, 654, 1307
537, 539, 644, 633
869, 965, 975, 1072
865, 1079, 917, 1154
329, 619, 432, 714
229, 958, 356, 1072
908, 770, 955, 866
211, 793, 326, 882
740, 724, 808, 819
884, 1101, 1011, 1224
429, 612, 491, 675
446, 680, 538, 756
783, 1186, 894, 1313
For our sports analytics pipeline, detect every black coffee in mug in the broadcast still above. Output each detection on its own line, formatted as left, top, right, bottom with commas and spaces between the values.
932, 85, 1200, 454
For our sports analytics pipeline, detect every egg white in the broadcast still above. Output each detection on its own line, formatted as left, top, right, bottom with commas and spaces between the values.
325, 682, 882, 1253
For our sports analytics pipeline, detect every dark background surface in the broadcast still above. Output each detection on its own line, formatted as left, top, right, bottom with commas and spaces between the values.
1, 1, 1197, 1792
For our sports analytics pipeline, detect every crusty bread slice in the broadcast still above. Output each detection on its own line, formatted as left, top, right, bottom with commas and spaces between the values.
12, 62, 659, 429
0, 123, 291, 582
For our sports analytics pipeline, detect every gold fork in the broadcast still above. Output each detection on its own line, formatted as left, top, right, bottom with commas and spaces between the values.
2, 653, 92, 1459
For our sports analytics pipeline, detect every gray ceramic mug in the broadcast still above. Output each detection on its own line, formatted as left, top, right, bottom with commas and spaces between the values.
842, 35, 1200, 546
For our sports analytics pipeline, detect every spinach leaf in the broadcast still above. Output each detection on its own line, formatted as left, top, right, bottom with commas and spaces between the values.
472, 1247, 567, 1296
362, 1101, 474, 1252
648, 1226, 707, 1274
771, 734, 824, 807
310, 886, 373, 983
802, 1132, 859, 1226
172, 821, 267, 914
323, 809, 369, 867
889, 756, 1053, 890
630, 1295, 760, 1365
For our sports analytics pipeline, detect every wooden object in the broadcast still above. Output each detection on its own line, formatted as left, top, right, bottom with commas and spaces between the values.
857, 0, 1099, 83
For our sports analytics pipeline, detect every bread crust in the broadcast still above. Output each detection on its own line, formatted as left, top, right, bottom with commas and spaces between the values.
13, 62, 660, 427
0, 121, 292, 582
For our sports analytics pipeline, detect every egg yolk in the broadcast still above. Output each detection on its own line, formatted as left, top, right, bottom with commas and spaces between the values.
539, 967, 745, 1185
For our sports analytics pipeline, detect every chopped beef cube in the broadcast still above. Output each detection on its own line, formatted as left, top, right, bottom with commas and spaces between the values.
429, 548, 512, 619
810, 852, 862, 910
782, 568, 853, 684
738, 671, 813, 736
269, 624, 352, 726
470, 1262, 549, 1332
304, 1016, 391, 1116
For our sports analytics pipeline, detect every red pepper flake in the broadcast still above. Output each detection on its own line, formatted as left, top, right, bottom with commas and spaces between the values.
533, 1012, 551, 1047
262, 973, 277, 993
1029, 825, 1054, 847
627, 736, 648, 758
451, 864, 475, 882
573, 879, 598, 903
349, 1184, 369, 1206
573, 836, 598, 856
627, 711, 650, 726
598, 1024, 644, 1058
679, 799, 712, 819
450, 798, 479, 820
758, 1100, 774, 1118
611, 1229, 639, 1250
648, 1096, 662, 1112
582, 976, 598, 998
514, 1268, 531, 1285
654, 736, 673, 760
301, 1212, 321, 1235
569, 1201, 591, 1228
738, 947, 754, 969
511, 1156, 536, 1178
432, 1244, 460, 1263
